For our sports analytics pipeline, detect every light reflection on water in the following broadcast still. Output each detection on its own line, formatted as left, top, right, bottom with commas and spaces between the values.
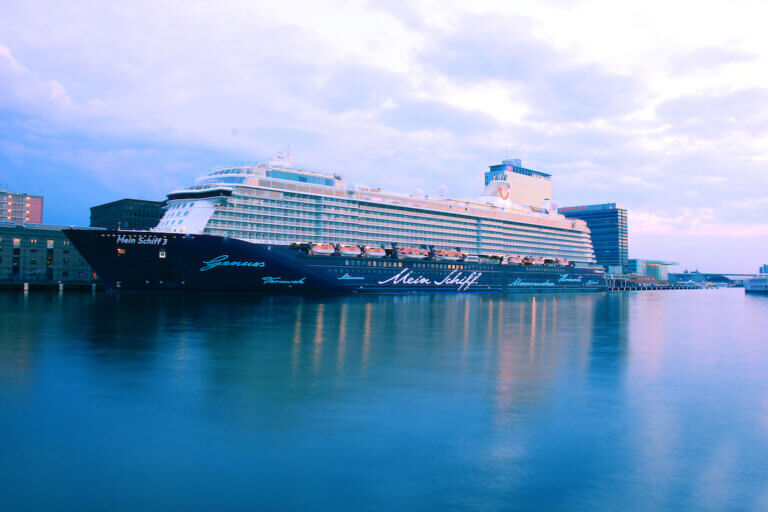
0, 289, 767, 511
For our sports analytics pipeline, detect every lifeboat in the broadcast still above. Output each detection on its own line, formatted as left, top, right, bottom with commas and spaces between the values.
434, 249, 464, 261
362, 246, 386, 258
507, 255, 524, 265
556, 258, 570, 266
397, 247, 429, 260
337, 245, 361, 257
310, 243, 335, 255
530, 257, 545, 265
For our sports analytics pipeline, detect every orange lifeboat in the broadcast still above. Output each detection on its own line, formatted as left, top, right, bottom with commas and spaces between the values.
434, 249, 464, 261
531, 257, 545, 265
337, 245, 361, 257
310, 243, 335, 255
556, 258, 570, 266
507, 255, 524, 265
397, 247, 429, 260
362, 246, 386, 258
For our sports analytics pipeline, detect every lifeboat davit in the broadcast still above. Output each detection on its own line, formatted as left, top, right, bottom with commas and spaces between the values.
310, 243, 335, 255
337, 245, 361, 257
363, 246, 386, 258
434, 249, 464, 261
397, 247, 429, 260
507, 255, 524, 265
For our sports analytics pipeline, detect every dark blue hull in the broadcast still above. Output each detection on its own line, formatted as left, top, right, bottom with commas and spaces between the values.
64, 229, 608, 293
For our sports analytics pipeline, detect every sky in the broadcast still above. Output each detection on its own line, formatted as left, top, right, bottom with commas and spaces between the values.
1, 0, 766, 273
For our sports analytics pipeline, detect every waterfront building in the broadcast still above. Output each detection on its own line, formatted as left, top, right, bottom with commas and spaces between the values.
626, 259, 676, 282
0, 222, 97, 282
1, 190, 43, 224
760, 264, 768, 275
558, 203, 628, 271
484, 158, 553, 208
90, 198, 164, 230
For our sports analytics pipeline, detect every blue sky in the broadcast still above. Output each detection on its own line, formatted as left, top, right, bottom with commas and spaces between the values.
1, 0, 766, 272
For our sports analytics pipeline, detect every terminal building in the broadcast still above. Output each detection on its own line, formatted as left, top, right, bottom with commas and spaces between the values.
1, 189, 43, 224
0, 222, 97, 283
90, 198, 164, 230
626, 259, 677, 282
484, 158, 553, 208
558, 203, 628, 272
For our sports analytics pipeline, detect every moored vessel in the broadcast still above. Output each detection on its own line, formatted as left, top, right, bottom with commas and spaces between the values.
65, 156, 608, 294
745, 274, 768, 294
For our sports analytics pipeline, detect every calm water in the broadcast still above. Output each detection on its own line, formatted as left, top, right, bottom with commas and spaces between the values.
1, 289, 767, 511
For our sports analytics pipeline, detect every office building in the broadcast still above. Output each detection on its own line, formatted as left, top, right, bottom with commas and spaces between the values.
90, 198, 164, 230
559, 203, 628, 271
626, 259, 677, 282
1, 190, 43, 224
484, 158, 553, 208
0, 222, 97, 282
760, 264, 768, 275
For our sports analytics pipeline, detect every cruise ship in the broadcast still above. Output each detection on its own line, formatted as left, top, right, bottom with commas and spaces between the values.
65, 156, 608, 293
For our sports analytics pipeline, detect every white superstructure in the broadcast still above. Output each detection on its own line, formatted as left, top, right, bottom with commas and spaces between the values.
152, 160, 599, 263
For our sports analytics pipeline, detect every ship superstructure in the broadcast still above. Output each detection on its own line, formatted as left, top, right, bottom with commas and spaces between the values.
152, 159, 597, 264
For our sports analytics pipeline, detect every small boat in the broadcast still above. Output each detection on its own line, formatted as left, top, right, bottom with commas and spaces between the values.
529, 257, 545, 266
310, 243, 335, 255
337, 245, 361, 257
397, 247, 429, 260
362, 246, 386, 258
556, 259, 570, 266
434, 249, 464, 261
507, 255, 524, 265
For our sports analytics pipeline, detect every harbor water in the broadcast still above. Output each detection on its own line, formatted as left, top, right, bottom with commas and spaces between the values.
1, 289, 767, 510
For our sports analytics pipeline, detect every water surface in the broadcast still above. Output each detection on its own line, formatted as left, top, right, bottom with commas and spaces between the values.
1, 289, 767, 510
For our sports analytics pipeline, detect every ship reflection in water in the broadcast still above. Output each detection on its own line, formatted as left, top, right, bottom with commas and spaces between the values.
1, 290, 767, 510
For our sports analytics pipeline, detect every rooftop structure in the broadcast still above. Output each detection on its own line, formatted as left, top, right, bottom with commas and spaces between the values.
1, 190, 43, 224
483, 159, 553, 208
559, 203, 628, 271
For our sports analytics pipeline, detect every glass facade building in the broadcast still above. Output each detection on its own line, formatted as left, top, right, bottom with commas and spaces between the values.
558, 203, 628, 271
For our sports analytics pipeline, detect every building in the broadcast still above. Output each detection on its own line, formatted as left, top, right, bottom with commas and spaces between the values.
0, 222, 97, 282
558, 203, 628, 272
626, 259, 677, 282
90, 198, 164, 230
760, 264, 768, 275
1, 190, 43, 224
484, 158, 553, 208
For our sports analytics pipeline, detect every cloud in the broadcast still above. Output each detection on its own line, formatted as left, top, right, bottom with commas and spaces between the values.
656, 88, 768, 138
377, 98, 500, 133
0, 45, 71, 114
670, 46, 756, 74
422, 15, 643, 122
0, 0, 767, 271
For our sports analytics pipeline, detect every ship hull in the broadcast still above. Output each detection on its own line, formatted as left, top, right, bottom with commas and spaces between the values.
64, 229, 608, 293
